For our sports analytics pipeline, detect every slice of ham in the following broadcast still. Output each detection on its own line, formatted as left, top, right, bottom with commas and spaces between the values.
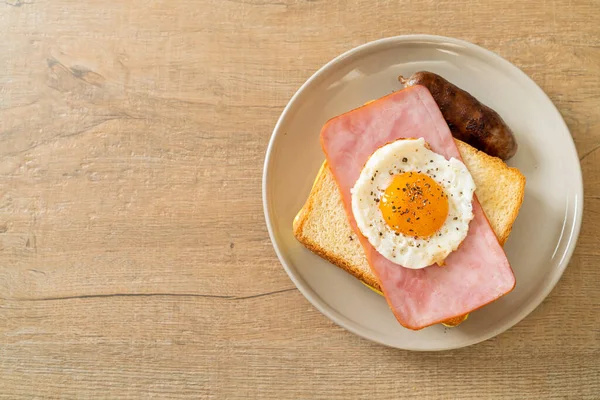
320, 85, 516, 330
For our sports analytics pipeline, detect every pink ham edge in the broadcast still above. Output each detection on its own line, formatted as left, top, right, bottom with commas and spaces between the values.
320, 85, 516, 330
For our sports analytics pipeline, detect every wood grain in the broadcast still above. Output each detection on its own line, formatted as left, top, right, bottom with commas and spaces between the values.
1, 0, 599, 398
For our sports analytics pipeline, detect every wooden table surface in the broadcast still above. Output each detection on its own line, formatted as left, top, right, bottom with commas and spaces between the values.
1, 1, 599, 398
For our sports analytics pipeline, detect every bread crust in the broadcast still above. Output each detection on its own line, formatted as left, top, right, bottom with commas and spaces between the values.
456, 142, 526, 245
293, 162, 383, 290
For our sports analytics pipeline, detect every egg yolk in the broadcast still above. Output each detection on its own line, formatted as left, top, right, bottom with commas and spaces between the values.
379, 172, 449, 238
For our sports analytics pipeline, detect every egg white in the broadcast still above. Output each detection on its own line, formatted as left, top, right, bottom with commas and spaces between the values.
351, 138, 475, 269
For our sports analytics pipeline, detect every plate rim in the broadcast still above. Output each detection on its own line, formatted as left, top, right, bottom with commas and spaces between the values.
262, 34, 584, 351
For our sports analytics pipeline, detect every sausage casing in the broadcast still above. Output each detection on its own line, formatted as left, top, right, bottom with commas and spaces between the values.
401, 71, 518, 160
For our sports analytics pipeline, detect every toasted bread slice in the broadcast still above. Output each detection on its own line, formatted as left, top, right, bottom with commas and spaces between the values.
293, 140, 525, 295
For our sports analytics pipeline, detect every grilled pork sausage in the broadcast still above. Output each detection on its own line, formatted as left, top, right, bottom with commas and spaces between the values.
399, 71, 517, 160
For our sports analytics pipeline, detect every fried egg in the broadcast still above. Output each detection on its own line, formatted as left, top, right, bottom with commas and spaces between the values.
351, 138, 475, 269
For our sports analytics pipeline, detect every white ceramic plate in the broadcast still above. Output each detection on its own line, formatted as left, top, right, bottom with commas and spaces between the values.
262, 35, 583, 351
